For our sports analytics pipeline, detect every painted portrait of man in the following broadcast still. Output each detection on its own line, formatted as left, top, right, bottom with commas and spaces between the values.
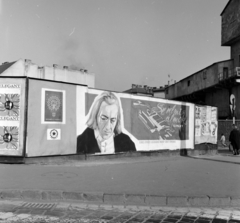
77, 91, 136, 154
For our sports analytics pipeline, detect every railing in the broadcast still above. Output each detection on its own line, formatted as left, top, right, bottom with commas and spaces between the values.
218, 67, 240, 81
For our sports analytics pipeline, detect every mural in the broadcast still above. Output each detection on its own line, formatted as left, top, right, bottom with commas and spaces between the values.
76, 89, 195, 154
0, 78, 217, 158
121, 98, 189, 141
77, 91, 136, 154
195, 105, 218, 144
0, 84, 21, 151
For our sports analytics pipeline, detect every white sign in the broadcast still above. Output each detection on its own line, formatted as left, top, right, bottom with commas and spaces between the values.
47, 129, 61, 140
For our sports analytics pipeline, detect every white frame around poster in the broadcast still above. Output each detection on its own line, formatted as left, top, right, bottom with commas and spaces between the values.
41, 88, 66, 124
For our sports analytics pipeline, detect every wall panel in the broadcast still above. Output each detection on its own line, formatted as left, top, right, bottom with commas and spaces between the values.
26, 79, 78, 157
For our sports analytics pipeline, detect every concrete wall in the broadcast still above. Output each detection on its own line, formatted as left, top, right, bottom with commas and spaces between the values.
205, 88, 229, 119
231, 41, 240, 68
218, 120, 240, 144
166, 60, 232, 99
153, 91, 165, 98
221, 0, 240, 46
0, 59, 95, 88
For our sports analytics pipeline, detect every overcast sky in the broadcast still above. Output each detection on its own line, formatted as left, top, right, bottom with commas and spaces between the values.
0, 0, 229, 91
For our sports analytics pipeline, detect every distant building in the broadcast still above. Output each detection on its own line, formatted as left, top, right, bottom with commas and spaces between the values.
152, 86, 167, 98
0, 59, 95, 88
124, 84, 166, 98
165, 0, 240, 121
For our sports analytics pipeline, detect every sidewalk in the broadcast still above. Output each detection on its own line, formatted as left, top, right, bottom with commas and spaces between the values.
0, 152, 240, 207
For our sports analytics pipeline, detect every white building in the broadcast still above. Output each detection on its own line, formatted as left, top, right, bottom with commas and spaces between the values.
0, 59, 95, 87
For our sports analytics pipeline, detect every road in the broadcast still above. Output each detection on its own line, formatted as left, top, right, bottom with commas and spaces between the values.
0, 155, 240, 197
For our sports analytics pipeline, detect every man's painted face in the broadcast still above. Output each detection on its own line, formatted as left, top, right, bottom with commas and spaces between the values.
97, 101, 118, 140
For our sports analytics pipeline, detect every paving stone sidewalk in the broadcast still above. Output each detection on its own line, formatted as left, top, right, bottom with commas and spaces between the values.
0, 200, 240, 223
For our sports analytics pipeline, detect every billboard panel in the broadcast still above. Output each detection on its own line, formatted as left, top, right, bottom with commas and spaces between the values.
76, 89, 194, 155
195, 105, 218, 144
0, 78, 26, 156
26, 79, 81, 157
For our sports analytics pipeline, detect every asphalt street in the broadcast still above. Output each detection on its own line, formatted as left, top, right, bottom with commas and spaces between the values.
0, 151, 240, 207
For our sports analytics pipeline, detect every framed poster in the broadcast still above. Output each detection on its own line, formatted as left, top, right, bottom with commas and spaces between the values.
41, 88, 66, 124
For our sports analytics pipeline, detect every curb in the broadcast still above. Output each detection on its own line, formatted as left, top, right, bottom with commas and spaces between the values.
0, 189, 239, 207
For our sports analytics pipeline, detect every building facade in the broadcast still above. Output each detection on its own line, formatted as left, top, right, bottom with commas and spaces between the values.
165, 0, 240, 122
0, 59, 95, 88
124, 84, 166, 98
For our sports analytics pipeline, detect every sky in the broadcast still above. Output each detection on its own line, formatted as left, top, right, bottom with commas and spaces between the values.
0, 0, 230, 92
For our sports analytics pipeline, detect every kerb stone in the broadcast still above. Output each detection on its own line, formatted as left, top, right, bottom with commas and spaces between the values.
1, 190, 22, 199
103, 194, 125, 204
124, 194, 145, 205
62, 191, 84, 201
167, 196, 188, 207
230, 196, 240, 206
145, 195, 166, 206
209, 196, 231, 206
21, 190, 42, 200
188, 196, 209, 207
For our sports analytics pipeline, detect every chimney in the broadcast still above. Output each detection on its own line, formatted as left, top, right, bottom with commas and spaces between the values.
25, 59, 31, 64
53, 64, 59, 68
38, 66, 45, 79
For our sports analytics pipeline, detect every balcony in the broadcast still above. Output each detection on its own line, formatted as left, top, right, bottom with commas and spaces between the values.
218, 67, 240, 81
217, 67, 240, 88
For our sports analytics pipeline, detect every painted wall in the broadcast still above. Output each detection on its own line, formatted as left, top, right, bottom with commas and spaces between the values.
76, 88, 195, 154
0, 78, 218, 158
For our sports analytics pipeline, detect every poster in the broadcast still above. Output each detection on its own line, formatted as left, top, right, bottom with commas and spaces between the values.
41, 88, 66, 124
195, 105, 218, 144
0, 84, 21, 151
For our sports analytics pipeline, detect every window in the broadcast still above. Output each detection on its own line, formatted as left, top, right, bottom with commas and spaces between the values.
203, 70, 207, 79
187, 80, 190, 86
223, 67, 228, 79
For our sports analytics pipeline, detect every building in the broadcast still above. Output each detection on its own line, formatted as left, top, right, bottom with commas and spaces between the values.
0, 59, 95, 88
124, 84, 167, 98
165, 0, 240, 121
